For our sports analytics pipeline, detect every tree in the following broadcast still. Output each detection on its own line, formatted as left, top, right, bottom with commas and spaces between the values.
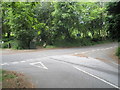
33, 2, 54, 47
2, 2, 38, 49
52, 2, 79, 41
76, 2, 106, 39
106, 2, 120, 42
1, 2, 110, 49
2, 2, 13, 39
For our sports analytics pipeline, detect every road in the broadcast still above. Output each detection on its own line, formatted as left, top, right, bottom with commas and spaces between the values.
0, 42, 120, 88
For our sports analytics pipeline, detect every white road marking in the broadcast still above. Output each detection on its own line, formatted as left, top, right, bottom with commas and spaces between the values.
91, 50, 96, 52
78, 46, 117, 54
105, 48, 110, 50
11, 62, 19, 64
20, 61, 26, 63
114, 46, 118, 48
74, 53, 78, 54
26, 59, 33, 62
29, 61, 48, 70
1, 46, 117, 66
109, 47, 113, 49
81, 52, 86, 54
101, 49, 105, 50
81, 51, 89, 54
73, 66, 120, 89
96, 49, 100, 51
1, 63, 9, 65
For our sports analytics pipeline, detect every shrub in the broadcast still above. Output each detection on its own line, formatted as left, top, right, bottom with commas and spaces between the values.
1, 42, 9, 48
116, 47, 120, 59
80, 38, 93, 46
9, 40, 22, 49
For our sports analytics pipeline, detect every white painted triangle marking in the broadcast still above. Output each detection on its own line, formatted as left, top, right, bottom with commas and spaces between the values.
29, 62, 48, 70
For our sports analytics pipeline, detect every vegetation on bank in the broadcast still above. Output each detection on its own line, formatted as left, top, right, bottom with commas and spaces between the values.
45, 39, 114, 48
1, 38, 114, 49
0, 70, 16, 82
0, 70, 34, 88
116, 47, 120, 59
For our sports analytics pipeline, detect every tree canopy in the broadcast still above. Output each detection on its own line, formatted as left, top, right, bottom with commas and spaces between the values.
1, 2, 119, 49
106, 2, 120, 42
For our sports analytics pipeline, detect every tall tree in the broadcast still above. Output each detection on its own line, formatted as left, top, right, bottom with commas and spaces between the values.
52, 2, 79, 41
106, 2, 120, 41
2, 2, 38, 49
33, 2, 54, 46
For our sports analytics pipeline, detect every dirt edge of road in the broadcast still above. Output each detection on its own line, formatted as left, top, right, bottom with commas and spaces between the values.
74, 53, 120, 65
110, 53, 120, 64
2, 70, 35, 88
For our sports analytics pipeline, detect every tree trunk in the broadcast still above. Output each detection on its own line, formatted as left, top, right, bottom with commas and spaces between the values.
7, 32, 10, 38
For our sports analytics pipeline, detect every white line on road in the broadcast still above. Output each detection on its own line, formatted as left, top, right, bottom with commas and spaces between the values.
2, 45, 118, 66
81, 51, 89, 54
96, 49, 100, 51
20, 61, 26, 63
74, 53, 78, 54
29, 61, 48, 70
1, 63, 9, 66
11, 62, 19, 64
91, 50, 96, 52
79, 46, 117, 54
73, 66, 120, 89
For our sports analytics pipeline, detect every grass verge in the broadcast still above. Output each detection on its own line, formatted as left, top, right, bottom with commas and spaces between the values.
0, 69, 34, 88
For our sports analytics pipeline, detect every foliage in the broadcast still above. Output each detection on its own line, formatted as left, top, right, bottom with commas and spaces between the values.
1, 2, 113, 49
106, 2, 120, 58
2, 2, 37, 49
106, 2, 120, 42
52, 2, 80, 41
116, 47, 120, 59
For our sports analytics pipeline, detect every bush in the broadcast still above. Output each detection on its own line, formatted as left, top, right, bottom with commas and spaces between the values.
1, 42, 9, 48
1, 37, 15, 49
80, 38, 93, 46
54, 39, 78, 47
46, 38, 112, 48
116, 47, 120, 59
9, 40, 22, 49
53, 38, 93, 47
1, 40, 23, 49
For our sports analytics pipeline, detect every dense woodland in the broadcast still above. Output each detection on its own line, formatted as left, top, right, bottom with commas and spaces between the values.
1, 2, 119, 51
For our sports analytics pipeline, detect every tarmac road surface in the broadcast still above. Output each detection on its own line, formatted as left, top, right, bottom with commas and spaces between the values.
0, 42, 119, 88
